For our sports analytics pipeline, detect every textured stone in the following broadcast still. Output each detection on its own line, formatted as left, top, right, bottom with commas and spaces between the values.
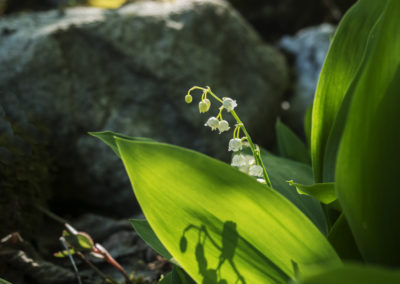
279, 24, 335, 134
0, 0, 288, 217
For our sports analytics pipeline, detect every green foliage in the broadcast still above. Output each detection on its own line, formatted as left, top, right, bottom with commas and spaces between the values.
275, 119, 310, 165
91, 0, 400, 282
0, 278, 12, 284
311, 0, 386, 182
130, 219, 172, 260
296, 263, 400, 284
287, 181, 336, 205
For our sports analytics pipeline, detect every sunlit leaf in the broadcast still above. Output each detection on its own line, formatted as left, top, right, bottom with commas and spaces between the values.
336, 0, 400, 265
109, 138, 339, 283
287, 181, 336, 205
311, 0, 386, 182
261, 151, 327, 235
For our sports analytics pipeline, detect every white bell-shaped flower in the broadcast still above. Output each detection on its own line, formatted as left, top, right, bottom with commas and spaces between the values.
249, 165, 263, 177
222, 98, 237, 112
199, 99, 211, 113
228, 138, 243, 152
204, 117, 219, 130
231, 154, 247, 167
218, 120, 230, 134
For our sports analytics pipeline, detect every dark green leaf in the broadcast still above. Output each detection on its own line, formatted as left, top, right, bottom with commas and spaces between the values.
0, 278, 12, 284
297, 263, 400, 284
171, 266, 196, 284
327, 215, 362, 261
158, 272, 172, 284
276, 119, 310, 165
130, 219, 172, 260
304, 104, 312, 150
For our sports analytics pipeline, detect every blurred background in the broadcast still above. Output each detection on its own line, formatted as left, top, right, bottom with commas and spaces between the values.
0, 0, 355, 283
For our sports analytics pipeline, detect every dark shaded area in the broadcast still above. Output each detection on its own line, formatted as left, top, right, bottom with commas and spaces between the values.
2, 0, 356, 43
229, 0, 356, 41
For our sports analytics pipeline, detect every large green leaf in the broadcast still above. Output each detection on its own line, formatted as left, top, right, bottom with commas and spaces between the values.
336, 0, 400, 265
130, 219, 172, 260
261, 151, 327, 235
297, 263, 400, 284
311, 0, 386, 182
276, 119, 310, 165
113, 139, 339, 283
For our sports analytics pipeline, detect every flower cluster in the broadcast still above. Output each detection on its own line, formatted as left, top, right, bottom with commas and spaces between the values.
185, 86, 268, 185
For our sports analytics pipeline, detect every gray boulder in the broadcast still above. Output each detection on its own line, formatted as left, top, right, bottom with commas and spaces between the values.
279, 23, 335, 134
0, 0, 288, 217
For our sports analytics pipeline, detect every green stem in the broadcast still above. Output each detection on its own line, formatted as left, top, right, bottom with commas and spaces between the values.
230, 110, 272, 187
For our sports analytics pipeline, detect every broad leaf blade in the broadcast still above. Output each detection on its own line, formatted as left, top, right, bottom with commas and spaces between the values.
297, 263, 400, 284
311, 0, 386, 182
261, 151, 327, 235
130, 219, 172, 260
276, 119, 310, 165
336, 0, 400, 265
116, 139, 340, 283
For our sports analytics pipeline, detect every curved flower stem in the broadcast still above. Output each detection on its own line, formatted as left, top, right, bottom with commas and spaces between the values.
230, 110, 272, 187
207, 88, 271, 187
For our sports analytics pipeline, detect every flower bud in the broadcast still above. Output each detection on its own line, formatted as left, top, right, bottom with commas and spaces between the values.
228, 138, 242, 152
204, 117, 219, 130
199, 99, 211, 113
249, 165, 263, 177
185, 94, 193, 103
222, 98, 237, 112
217, 120, 230, 134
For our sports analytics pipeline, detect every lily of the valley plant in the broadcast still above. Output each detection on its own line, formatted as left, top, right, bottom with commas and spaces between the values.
90, 0, 400, 283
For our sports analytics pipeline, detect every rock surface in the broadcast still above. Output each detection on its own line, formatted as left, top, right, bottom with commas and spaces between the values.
279, 24, 335, 134
0, 0, 288, 217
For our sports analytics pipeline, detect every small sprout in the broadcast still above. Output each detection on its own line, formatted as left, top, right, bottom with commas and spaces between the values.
249, 165, 263, 177
205, 117, 219, 130
222, 98, 237, 112
231, 154, 247, 167
218, 120, 230, 134
185, 94, 193, 103
199, 99, 211, 113
228, 138, 243, 152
